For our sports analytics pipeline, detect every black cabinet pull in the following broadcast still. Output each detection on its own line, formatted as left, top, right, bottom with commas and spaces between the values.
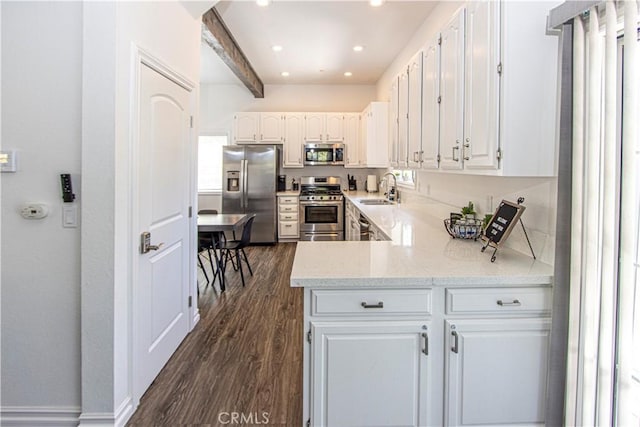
361, 301, 384, 309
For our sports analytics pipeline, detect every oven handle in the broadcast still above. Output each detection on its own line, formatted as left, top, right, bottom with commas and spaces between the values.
299, 200, 344, 207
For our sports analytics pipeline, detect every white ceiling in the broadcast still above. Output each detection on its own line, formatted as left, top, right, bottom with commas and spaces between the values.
201, 0, 437, 86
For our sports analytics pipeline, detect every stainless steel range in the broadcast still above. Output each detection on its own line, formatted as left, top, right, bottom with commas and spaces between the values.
299, 176, 344, 241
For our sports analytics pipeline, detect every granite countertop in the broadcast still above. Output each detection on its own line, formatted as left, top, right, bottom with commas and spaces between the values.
290, 191, 554, 288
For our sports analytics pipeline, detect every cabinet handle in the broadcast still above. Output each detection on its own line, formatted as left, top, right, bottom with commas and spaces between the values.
422, 332, 429, 355
452, 145, 460, 162
463, 143, 470, 161
497, 299, 521, 306
361, 301, 384, 309
451, 331, 459, 353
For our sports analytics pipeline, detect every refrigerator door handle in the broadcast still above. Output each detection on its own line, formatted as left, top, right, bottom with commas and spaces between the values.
239, 159, 245, 209
242, 159, 249, 210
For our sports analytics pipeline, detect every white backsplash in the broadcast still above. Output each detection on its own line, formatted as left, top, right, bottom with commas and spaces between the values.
398, 171, 558, 265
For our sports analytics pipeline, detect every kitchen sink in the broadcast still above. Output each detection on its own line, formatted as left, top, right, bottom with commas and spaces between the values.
358, 199, 393, 205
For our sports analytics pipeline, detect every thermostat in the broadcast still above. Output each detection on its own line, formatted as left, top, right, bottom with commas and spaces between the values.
21, 203, 49, 219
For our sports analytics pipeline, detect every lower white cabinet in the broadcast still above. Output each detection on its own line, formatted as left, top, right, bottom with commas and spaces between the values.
444, 318, 551, 426
310, 321, 430, 427
277, 195, 299, 240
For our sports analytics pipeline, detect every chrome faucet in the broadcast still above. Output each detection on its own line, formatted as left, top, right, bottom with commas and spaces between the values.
382, 172, 398, 203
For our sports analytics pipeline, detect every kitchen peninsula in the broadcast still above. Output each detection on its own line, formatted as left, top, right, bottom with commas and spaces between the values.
291, 193, 554, 427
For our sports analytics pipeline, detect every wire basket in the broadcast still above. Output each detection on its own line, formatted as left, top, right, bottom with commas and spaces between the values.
444, 218, 484, 240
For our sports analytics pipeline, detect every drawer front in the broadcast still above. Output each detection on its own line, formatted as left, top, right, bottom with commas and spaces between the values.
279, 196, 299, 204
279, 221, 299, 237
311, 289, 432, 316
446, 287, 552, 315
279, 212, 298, 221
279, 204, 298, 213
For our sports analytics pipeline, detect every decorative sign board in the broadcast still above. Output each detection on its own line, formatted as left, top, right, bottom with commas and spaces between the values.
481, 199, 534, 262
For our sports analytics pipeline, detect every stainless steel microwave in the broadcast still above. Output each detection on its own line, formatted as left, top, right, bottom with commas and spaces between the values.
303, 143, 345, 166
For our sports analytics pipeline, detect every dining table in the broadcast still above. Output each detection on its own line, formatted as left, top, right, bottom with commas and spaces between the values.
197, 213, 249, 292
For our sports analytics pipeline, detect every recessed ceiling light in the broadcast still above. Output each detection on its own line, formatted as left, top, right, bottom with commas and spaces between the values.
272, 45, 283, 52
353, 45, 364, 52
369, 0, 384, 7
256, 0, 270, 6
281, 71, 290, 77
344, 72, 353, 77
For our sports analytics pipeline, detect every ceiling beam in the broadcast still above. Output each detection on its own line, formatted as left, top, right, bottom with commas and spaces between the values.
202, 7, 264, 98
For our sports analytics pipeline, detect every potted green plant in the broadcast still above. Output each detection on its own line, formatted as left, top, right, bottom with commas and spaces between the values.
461, 201, 476, 222
482, 213, 493, 230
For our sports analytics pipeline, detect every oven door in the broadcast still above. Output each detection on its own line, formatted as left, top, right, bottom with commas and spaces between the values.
299, 200, 344, 233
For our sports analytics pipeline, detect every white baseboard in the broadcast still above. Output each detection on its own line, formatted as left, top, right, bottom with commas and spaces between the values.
0, 406, 81, 427
77, 397, 134, 427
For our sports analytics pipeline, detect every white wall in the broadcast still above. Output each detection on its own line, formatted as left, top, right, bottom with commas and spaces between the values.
1, 1, 83, 417
375, 1, 558, 264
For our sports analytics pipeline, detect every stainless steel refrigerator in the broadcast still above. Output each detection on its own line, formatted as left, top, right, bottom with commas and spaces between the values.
222, 145, 278, 244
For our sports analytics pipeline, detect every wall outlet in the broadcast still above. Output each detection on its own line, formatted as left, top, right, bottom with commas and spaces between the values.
20, 203, 48, 219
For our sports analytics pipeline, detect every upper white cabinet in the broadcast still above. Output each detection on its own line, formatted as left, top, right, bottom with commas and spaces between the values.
283, 113, 304, 168
234, 112, 283, 144
439, 9, 466, 171
389, 0, 559, 176
304, 113, 344, 142
463, 0, 500, 171
421, 33, 441, 170
388, 76, 400, 168
407, 51, 424, 169
360, 102, 389, 168
343, 113, 361, 168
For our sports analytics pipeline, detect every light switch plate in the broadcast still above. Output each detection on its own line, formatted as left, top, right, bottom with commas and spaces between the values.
0, 150, 17, 172
62, 205, 78, 228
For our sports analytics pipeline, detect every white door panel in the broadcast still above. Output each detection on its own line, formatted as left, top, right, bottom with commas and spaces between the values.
136, 63, 191, 397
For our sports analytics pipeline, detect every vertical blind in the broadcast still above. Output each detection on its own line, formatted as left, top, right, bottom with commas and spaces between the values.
565, 1, 639, 426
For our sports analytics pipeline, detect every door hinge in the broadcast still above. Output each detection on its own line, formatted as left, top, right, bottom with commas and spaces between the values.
307, 330, 312, 344
188, 206, 193, 218
497, 63, 503, 75
438, 36, 442, 45
306, 418, 311, 427
437, 95, 442, 104
190, 116, 194, 128
496, 148, 502, 160
437, 154, 441, 163
188, 295, 192, 308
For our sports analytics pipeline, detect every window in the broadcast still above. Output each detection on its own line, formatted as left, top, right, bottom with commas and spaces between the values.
391, 169, 416, 189
198, 134, 228, 192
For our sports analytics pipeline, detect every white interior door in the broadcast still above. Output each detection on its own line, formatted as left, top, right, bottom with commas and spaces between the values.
135, 62, 192, 397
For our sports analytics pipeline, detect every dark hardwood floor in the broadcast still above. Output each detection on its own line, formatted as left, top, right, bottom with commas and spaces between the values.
127, 243, 303, 427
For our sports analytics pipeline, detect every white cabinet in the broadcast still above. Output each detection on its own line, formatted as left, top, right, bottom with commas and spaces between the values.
445, 319, 550, 426
277, 195, 299, 240
359, 102, 389, 168
283, 114, 304, 168
444, 285, 551, 427
439, 9, 466, 171
304, 113, 344, 142
311, 321, 430, 427
463, 0, 500, 171
421, 34, 441, 170
388, 76, 400, 168
343, 113, 361, 168
397, 70, 409, 168
344, 199, 361, 241
407, 51, 423, 169
234, 112, 283, 144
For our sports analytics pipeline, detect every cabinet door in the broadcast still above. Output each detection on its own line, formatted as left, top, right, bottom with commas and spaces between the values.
407, 51, 423, 169
234, 112, 260, 143
445, 319, 550, 426
397, 70, 409, 168
364, 102, 389, 168
421, 34, 441, 170
260, 112, 284, 142
389, 76, 400, 168
283, 114, 304, 168
305, 113, 325, 142
311, 321, 430, 427
344, 113, 361, 168
464, 0, 500, 170
439, 10, 465, 170
325, 113, 344, 141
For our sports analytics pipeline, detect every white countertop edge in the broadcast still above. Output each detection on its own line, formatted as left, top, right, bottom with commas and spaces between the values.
290, 275, 552, 288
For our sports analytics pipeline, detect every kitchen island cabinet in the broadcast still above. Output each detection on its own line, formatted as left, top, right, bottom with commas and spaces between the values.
292, 193, 553, 427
